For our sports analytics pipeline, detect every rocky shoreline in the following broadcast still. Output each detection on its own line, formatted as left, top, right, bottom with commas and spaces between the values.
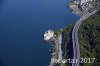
44, 29, 63, 66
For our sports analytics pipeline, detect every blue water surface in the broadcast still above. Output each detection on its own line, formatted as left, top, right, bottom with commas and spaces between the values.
0, 0, 79, 66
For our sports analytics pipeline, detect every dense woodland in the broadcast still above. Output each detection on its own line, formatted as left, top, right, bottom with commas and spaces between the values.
78, 10, 100, 66
60, 10, 100, 66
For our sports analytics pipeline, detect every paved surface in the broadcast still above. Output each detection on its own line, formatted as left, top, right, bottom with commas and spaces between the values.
58, 34, 62, 61
49, 34, 63, 66
72, 10, 97, 66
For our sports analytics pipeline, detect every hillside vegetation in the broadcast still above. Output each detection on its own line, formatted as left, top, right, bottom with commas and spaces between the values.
78, 10, 100, 66
54, 11, 100, 66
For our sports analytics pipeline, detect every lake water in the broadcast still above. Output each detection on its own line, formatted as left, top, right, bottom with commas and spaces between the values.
0, 0, 79, 66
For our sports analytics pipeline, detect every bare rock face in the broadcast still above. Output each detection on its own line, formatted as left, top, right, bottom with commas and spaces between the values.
44, 30, 54, 41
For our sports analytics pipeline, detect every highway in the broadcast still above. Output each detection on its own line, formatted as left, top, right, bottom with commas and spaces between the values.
72, 10, 97, 66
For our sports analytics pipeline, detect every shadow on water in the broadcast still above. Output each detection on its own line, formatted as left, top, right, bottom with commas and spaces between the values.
67, 29, 74, 66
62, 28, 74, 66
0, 57, 5, 66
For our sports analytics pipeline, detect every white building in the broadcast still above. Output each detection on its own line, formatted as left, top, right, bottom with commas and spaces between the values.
44, 30, 54, 41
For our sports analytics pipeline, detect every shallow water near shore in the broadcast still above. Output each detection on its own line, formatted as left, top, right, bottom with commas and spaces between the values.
0, 0, 79, 66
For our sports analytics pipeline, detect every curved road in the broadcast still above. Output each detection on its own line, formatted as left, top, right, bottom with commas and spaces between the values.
72, 10, 97, 66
